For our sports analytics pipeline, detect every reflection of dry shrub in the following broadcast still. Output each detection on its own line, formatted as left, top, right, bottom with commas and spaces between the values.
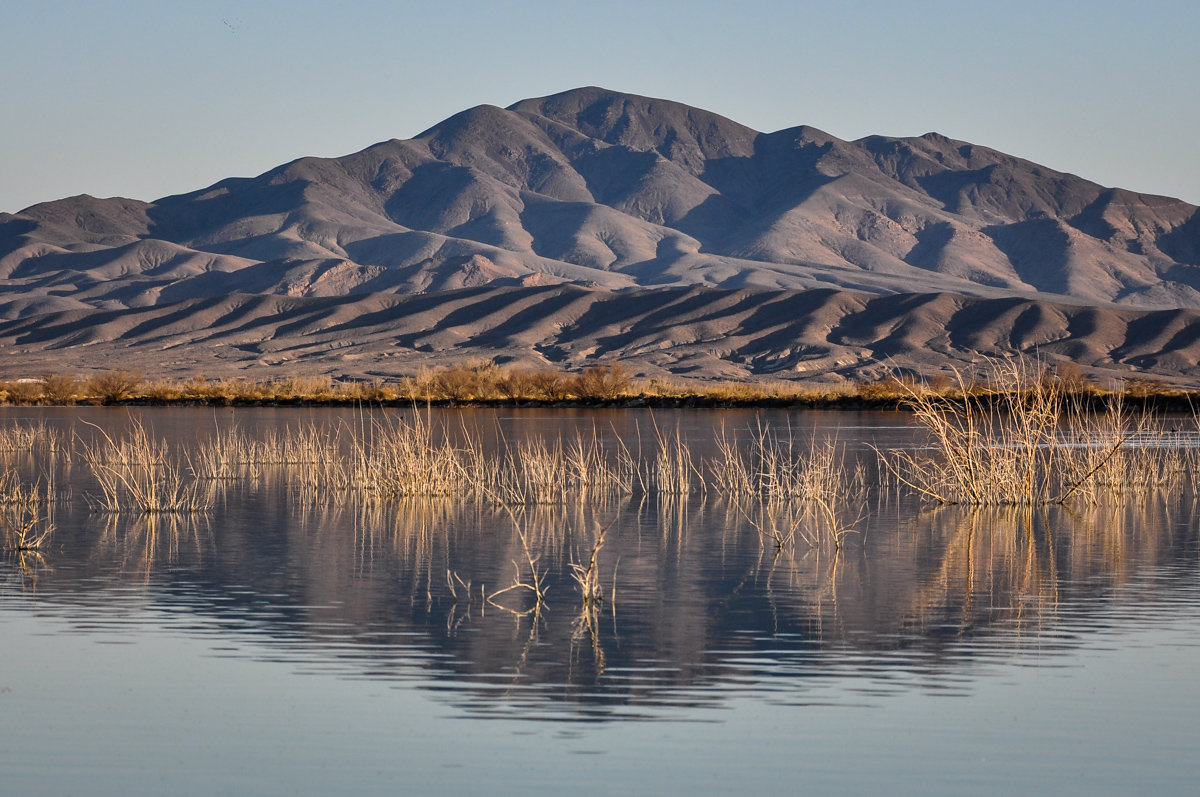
86, 370, 143, 404
568, 364, 632, 400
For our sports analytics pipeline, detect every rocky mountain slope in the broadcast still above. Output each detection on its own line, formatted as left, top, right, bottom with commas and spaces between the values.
2, 87, 1198, 384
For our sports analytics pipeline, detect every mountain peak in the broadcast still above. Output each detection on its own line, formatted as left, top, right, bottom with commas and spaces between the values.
508, 87, 759, 168
3, 87, 1199, 315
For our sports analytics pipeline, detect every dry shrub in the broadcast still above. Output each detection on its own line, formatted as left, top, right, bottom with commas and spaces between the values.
1043, 361, 1102, 396
336, 380, 394, 402
1, 380, 42, 404
856, 375, 922, 401
924, 372, 957, 396
705, 381, 769, 401
181, 377, 224, 400
639, 377, 691, 398
391, 375, 424, 402
568, 363, 632, 400
1122, 377, 1169, 398
490, 367, 573, 402
85, 370, 142, 404
495, 368, 536, 401
142, 381, 183, 402
41, 374, 80, 404
526, 369, 568, 401
271, 376, 334, 400
229, 381, 274, 401
432, 361, 499, 401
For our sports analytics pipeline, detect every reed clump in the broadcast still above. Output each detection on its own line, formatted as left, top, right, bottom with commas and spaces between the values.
711, 423, 846, 503
191, 423, 339, 480
486, 503, 549, 616
708, 421, 861, 549
0, 422, 69, 457
282, 411, 643, 508
491, 433, 635, 505
644, 424, 702, 496
0, 470, 54, 551
80, 421, 211, 514
878, 359, 1142, 506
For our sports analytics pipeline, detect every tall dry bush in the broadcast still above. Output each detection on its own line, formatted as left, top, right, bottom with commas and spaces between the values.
86, 370, 143, 404
432, 361, 499, 402
1, 380, 43, 404
495, 369, 536, 402
41, 374, 80, 404
526, 370, 568, 401
568, 363, 632, 400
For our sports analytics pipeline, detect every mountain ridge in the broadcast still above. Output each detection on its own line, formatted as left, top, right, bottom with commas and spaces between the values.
2, 86, 1199, 384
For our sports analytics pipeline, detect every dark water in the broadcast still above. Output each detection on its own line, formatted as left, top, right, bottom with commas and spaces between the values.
1, 407, 1198, 794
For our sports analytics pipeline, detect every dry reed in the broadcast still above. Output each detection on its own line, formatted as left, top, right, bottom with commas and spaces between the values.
878, 360, 1139, 506
80, 421, 211, 514
0, 470, 54, 551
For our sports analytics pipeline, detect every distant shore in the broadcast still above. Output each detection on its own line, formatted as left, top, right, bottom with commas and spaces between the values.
2, 362, 1197, 413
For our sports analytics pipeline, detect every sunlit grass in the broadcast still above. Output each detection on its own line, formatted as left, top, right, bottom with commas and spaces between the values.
6, 357, 1194, 407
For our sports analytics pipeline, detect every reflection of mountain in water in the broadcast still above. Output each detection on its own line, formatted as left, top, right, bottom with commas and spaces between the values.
7, 476, 1198, 720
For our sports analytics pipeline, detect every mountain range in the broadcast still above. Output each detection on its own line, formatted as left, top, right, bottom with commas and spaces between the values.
2, 87, 1199, 385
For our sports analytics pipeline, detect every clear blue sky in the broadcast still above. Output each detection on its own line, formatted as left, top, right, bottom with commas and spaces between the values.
3, 0, 1197, 213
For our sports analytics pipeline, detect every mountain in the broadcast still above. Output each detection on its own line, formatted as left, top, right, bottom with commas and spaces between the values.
2, 87, 1199, 385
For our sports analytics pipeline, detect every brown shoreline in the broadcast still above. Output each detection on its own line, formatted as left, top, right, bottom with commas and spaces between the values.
10, 392, 1198, 413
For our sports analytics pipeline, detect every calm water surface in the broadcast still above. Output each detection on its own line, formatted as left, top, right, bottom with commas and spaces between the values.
1, 407, 1198, 794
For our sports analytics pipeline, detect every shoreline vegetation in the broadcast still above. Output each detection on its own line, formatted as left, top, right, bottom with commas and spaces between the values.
1, 361, 1197, 410
5, 358, 1199, 593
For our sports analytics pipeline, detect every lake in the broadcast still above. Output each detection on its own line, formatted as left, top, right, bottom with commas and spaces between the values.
1, 407, 1198, 794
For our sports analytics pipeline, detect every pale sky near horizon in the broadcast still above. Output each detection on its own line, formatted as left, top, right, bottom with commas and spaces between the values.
2, 0, 1197, 214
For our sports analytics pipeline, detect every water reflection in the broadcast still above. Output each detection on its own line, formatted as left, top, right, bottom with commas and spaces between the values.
1, 408, 1198, 722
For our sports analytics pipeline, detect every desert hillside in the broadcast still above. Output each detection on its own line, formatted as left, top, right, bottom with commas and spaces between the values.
0, 285, 1197, 388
